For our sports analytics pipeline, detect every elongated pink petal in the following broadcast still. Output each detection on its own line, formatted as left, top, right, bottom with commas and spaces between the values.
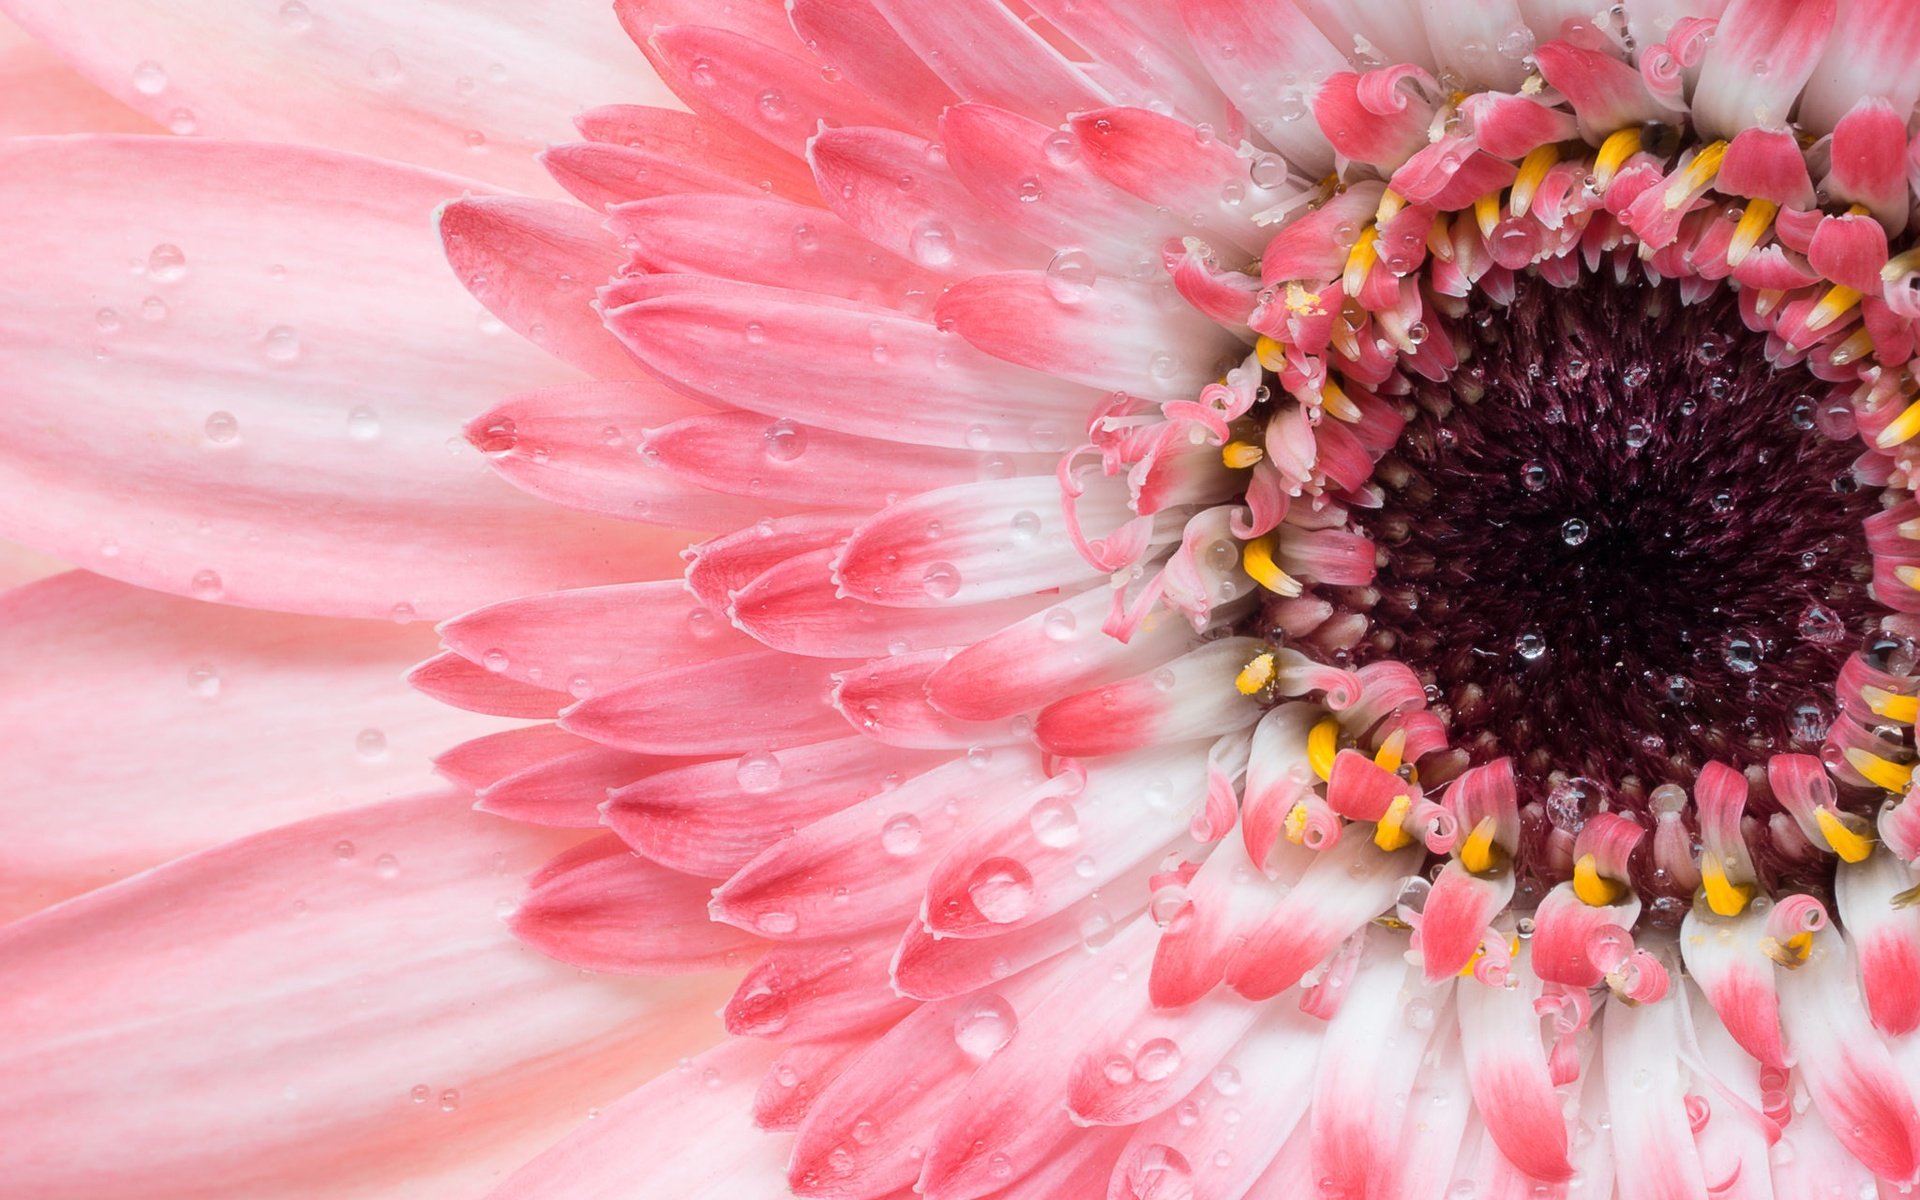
867, 0, 1111, 122
440, 580, 753, 694
756, 1035, 868, 1132
1068, 983, 1263, 1126
0, 572, 505, 920
1680, 904, 1789, 1068
604, 735, 946, 876
1, 2, 666, 195
603, 274, 1103, 450
512, 833, 760, 974
0, 790, 732, 1199
787, 0, 955, 134
712, 749, 1045, 939
408, 651, 568, 719
0, 137, 688, 619
570, 103, 819, 200
1458, 962, 1574, 1184
1798, 0, 1920, 133
1035, 638, 1270, 758
474, 742, 676, 828
1835, 850, 1920, 1036
686, 512, 860, 613
1177, 0, 1346, 174
561, 649, 853, 754
440, 196, 637, 380
1224, 836, 1426, 1000
1600, 982, 1709, 1199
1418, 863, 1516, 982
488, 1039, 788, 1200
834, 650, 1025, 748
436, 723, 596, 794
725, 926, 916, 1040
1691, 0, 1837, 137
0, 11, 156, 136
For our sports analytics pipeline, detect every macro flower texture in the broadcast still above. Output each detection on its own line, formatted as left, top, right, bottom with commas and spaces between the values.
17, 0, 1920, 1197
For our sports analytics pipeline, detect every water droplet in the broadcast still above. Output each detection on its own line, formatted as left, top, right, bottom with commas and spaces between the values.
756, 910, 798, 935
881, 813, 923, 856
1798, 602, 1845, 645
953, 994, 1017, 1061
1725, 635, 1760, 673
263, 325, 301, 362
1623, 363, 1650, 389
1043, 131, 1078, 166
167, 107, 198, 135
203, 411, 239, 444
438, 1089, 459, 1112
1044, 249, 1096, 304
410, 1083, 431, 1104
132, 60, 168, 95
909, 220, 956, 268
1043, 607, 1079, 641
333, 839, 357, 860
1009, 510, 1042, 541
355, 728, 387, 760
190, 568, 223, 600
921, 561, 961, 599
346, 406, 380, 440
762, 419, 806, 462
1015, 177, 1043, 204
482, 648, 509, 673
1516, 631, 1546, 660
1624, 422, 1650, 448
756, 88, 788, 120
366, 47, 404, 82
1404, 996, 1435, 1029
1134, 1038, 1182, 1082
374, 853, 400, 880
277, 1, 314, 31
147, 243, 187, 283
1545, 777, 1601, 831
389, 601, 417, 624
186, 662, 221, 699
966, 857, 1035, 923
736, 750, 783, 794
1028, 797, 1080, 847
1519, 461, 1548, 491
1560, 518, 1589, 546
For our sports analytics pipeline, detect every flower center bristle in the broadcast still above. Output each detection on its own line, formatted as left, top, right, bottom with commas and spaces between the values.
1354, 273, 1881, 817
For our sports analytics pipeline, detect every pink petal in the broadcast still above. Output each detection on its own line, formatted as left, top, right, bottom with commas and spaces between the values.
436, 723, 596, 794
937, 270, 1235, 399
474, 741, 676, 829
1035, 638, 1272, 759
1599, 983, 1709, 1198
755, 1035, 868, 1132
0, 11, 156, 136
1417, 862, 1516, 982
1150, 827, 1295, 1008
712, 748, 1045, 940
512, 833, 760, 974
0, 137, 686, 619
1176, 0, 1346, 174
787, 0, 955, 134
1835, 851, 1920, 1036
834, 649, 1025, 748
440, 196, 637, 380
866, 0, 1111, 123
1066, 985, 1263, 1126
569, 103, 819, 201
604, 735, 946, 876
608, 192, 945, 307
725, 926, 915, 1040
809, 124, 1048, 276
408, 650, 569, 719
0, 571, 506, 921
487, 1038, 789, 1199
1679, 905, 1789, 1069
686, 512, 860, 613
465, 380, 770, 529
0, 790, 732, 1198
1458, 964, 1574, 1183
560, 649, 853, 754
2, 2, 666, 195
441, 580, 754, 695
1533, 40, 1668, 142
602, 274, 1103, 450
1691, 0, 1837, 137
1798, 0, 1920, 134
1224, 836, 1426, 1000
1070, 106, 1264, 257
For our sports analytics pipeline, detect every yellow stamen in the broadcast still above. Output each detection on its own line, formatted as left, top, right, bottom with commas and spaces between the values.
1593, 128, 1643, 189
1459, 815, 1501, 876
1375, 188, 1406, 226
1283, 282, 1323, 316
1883, 248, 1920, 284
1307, 718, 1339, 781
1321, 380, 1362, 423
1473, 192, 1501, 239
1753, 288, 1785, 319
1510, 144, 1560, 219
1222, 440, 1265, 469
1374, 794, 1414, 851
1830, 327, 1873, 366
1846, 747, 1916, 793
1726, 198, 1777, 268
1814, 807, 1876, 863
1876, 397, 1920, 450
1426, 212, 1454, 263
1784, 930, 1814, 962
1235, 651, 1275, 696
1763, 931, 1814, 967
1572, 853, 1626, 906
1242, 536, 1303, 597
1373, 727, 1408, 774
1865, 685, 1920, 724
1284, 801, 1310, 845
1664, 140, 1728, 208
1700, 855, 1754, 917
1254, 334, 1288, 372
1805, 284, 1863, 334
1902, 518, 1920, 541
1895, 565, 1920, 592
1343, 225, 1379, 297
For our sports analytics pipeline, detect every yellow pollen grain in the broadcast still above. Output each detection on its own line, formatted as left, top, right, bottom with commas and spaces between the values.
1321, 380, 1362, 423
1254, 334, 1288, 372
1307, 718, 1339, 781
1374, 795, 1415, 851
1284, 282, 1323, 316
1373, 728, 1407, 773
1806, 284, 1863, 333
1572, 853, 1626, 906
1865, 685, 1920, 723
1726, 198, 1777, 268
1700, 856, 1754, 917
1284, 802, 1310, 845
1473, 192, 1501, 239
1877, 397, 1920, 449
1235, 651, 1276, 696
1664, 140, 1728, 208
1813, 807, 1876, 863
1222, 440, 1264, 469
1762, 931, 1814, 968
1242, 536, 1303, 597
1510, 144, 1559, 219
1845, 747, 1916, 793
1594, 128, 1643, 188
1459, 815, 1500, 876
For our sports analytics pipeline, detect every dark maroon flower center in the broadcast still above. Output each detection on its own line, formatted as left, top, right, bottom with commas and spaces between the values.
1357, 274, 1879, 817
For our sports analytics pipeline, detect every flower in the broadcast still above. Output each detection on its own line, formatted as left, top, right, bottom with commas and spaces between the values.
11, 0, 1920, 1198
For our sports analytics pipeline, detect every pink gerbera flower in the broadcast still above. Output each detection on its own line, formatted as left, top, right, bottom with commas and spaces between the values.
12, 0, 1920, 1197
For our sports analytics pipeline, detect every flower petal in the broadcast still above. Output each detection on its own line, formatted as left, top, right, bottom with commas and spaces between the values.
0, 137, 686, 619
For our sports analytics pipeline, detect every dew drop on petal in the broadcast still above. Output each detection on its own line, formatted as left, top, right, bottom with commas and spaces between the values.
132, 60, 168, 95
186, 662, 220, 699
881, 813, 922, 856
355, 728, 388, 760
953, 993, 1017, 1061
1028, 797, 1080, 847
375, 853, 400, 880
965, 858, 1035, 923
1043, 607, 1079, 641
366, 47, 404, 82
1044, 249, 1096, 304
190, 569, 223, 600
263, 325, 301, 362
762, 419, 806, 462
346, 406, 381, 441
203, 411, 239, 444
1134, 1038, 1182, 1082
922, 561, 961, 599
1560, 518, 1589, 546
735, 750, 783, 794
909, 220, 956, 268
